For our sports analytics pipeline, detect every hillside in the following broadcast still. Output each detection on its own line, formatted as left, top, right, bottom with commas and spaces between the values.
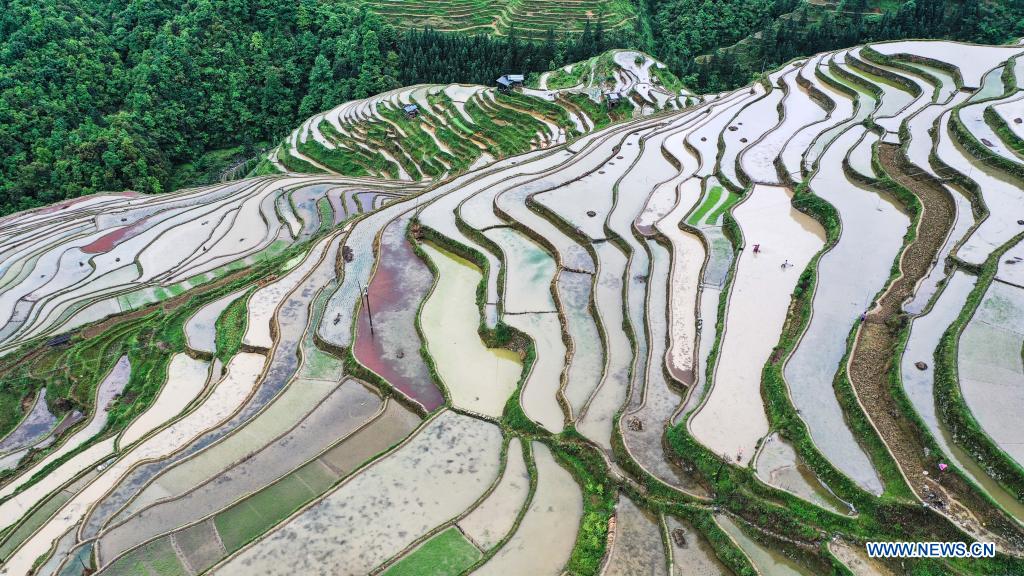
363, 0, 638, 34
3, 37, 1024, 576
6, 0, 1024, 217
263, 50, 690, 180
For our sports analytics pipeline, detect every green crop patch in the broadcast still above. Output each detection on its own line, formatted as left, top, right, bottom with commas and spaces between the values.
381, 527, 482, 576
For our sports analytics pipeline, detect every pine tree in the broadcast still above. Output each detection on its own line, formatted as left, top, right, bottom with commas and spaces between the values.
299, 53, 332, 117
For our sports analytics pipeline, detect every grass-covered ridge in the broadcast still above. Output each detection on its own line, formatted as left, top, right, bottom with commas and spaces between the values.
268, 49, 688, 182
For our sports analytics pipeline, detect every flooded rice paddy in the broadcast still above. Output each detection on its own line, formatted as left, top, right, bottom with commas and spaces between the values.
420, 243, 521, 418
5, 42, 1024, 576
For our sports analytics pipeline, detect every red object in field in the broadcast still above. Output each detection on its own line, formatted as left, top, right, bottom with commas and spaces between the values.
82, 218, 150, 254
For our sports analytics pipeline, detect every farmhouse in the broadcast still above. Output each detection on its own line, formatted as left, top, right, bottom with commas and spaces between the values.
497, 74, 524, 91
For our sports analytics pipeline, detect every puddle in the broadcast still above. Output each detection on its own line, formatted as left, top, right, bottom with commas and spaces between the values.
504, 312, 567, 433
844, 53, 914, 120
848, 130, 879, 179
0, 387, 58, 457
903, 92, 970, 179
744, 56, 829, 185
623, 241, 704, 495
0, 357, 129, 502
869, 40, 1024, 89
495, 180, 594, 273
577, 242, 632, 450
557, 271, 605, 418
959, 281, 1024, 468
719, 77, 785, 188
185, 289, 245, 355
483, 227, 557, 313
354, 212, 443, 411
936, 110, 1024, 265
829, 538, 898, 576
787, 129, 907, 495
658, 177, 704, 385
960, 91, 1024, 167
98, 379, 382, 565
1, 353, 265, 576
459, 438, 531, 550
902, 181, 974, 315
902, 61, 960, 103
665, 515, 730, 576
606, 495, 669, 575
968, 66, 1006, 102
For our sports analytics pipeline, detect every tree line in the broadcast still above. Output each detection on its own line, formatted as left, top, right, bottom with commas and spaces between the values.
3, 0, 1023, 214
647, 0, 1024, 91
0, 0, 638, 215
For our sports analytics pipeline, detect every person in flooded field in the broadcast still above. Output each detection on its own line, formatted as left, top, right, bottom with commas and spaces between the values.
781, 259, 789, 269
753, 243, 760, 253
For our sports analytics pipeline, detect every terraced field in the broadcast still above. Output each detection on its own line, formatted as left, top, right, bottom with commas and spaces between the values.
263, 51, 689, 183
4, 38, 1024, 576
361, 0, 637, 35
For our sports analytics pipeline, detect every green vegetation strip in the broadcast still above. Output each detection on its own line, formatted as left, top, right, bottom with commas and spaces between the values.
215, 290, 252, 362
381, 527, 481, 576
934, 234, 1024, 502
685, 185, 723, 226
705, 190, 741, 225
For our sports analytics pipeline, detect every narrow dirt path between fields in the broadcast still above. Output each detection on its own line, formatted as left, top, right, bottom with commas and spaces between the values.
852, 144, 1024, 553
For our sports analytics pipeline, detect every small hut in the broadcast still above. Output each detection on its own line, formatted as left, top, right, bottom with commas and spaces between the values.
497, 74, 524, 92
403, 104, 419, 118
605, 92, 622, 108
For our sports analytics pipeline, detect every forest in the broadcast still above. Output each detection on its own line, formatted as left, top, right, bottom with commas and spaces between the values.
654, 0, 1024, 89
2, 0, 1024, 213
0, 0, 632, 215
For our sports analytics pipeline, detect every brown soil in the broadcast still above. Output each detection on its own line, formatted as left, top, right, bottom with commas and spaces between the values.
851, 145, 1024, 552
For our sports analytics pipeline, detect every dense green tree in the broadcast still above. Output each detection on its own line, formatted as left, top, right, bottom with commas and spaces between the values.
6, 0, 1021, 215
0, 0, 400, 213
647, 0, 1024, 91
299, 54, 333, 117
